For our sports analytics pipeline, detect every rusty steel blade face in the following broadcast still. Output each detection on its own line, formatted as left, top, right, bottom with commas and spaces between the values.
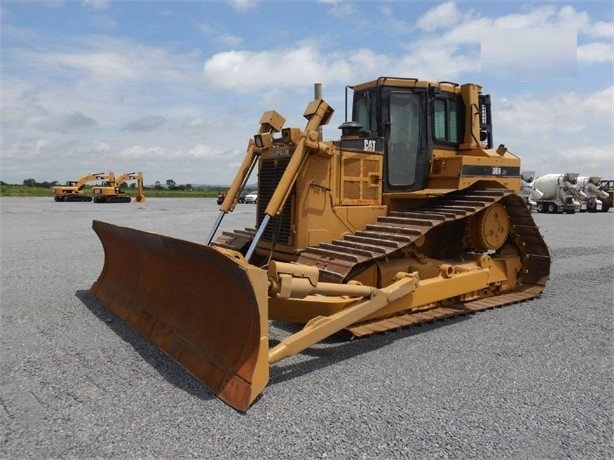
90, 220, 269, 411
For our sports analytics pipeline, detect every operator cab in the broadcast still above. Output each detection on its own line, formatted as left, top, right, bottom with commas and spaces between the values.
343, 77, 492, 193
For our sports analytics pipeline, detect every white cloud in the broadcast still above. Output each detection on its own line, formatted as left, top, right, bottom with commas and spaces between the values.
118, 144, 226, 161
184, 145, 220, 159
1, 103, 50, 127
440, 17, 492, 45
324, 1, 355, 19
218, 33, 243, 49
584, 86, 614, 116
35, 111, 98, 133
558, 146, 614, 176
200, 22, 243, 48
14, 39, 199, 85
496, 86, 613, 137
577, 42, 614, 63
494, 5, 557, 28
82, 0, 109, 10
491, 4, 607, 40
202, 37, 482, 92
1, 37, 204, 142
226, 0, 257, 12
91, 141, 111, 153
31, 50, 136, 80
181, 116, 228, 133
202, 43, 357, 90
2, 138, 50, 159
199, 23, 213, 34
496, 87, 613, 177
0, 135, 117, 183
424, 3, 610, 67
119, 146, 164, 160
416, 1, 461, 32
390, 43, 478, 81
125, 116, 167, 132
590, 21, 614, 38
556, 5, 591, 30
523, 144, 614, 179
413, 4, 612, 83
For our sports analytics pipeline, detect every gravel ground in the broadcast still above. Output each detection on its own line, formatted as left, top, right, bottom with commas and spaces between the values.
1, 197, 612, 458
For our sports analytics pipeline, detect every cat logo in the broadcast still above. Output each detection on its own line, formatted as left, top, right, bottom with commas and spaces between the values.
364, 139, 376, 152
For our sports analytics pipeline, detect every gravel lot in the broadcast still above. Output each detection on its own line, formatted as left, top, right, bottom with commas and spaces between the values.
1, 197, 612, 458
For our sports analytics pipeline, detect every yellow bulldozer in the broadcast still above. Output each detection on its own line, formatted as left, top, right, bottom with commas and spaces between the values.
90, 77, 550, 411
91, 171, 145, 203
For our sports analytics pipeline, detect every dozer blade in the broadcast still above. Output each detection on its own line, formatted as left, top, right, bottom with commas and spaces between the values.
90, 220, 270, 411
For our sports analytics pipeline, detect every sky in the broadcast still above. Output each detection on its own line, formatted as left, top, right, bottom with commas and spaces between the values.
1, 0, 612, 186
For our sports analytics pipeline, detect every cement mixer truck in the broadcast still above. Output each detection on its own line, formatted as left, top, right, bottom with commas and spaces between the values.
575, 176, 610, 212
533, 173, 582, 214
519, 171, 543, 210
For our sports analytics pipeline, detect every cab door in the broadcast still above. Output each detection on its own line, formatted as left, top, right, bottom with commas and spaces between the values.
384, 91, 428, 192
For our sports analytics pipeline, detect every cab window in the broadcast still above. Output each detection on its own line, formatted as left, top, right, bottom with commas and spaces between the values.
433, 98, 461, 143
354, 92, 378, 133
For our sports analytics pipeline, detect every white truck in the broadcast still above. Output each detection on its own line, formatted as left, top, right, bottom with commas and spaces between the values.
533, 173, 583, 214
575, 176, 610, 212
519, 171, 543, 210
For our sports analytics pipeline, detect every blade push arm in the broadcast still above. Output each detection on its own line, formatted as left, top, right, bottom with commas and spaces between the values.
268, 269, 419, 364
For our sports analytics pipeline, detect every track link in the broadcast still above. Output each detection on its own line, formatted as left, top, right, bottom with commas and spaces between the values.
347, 284, 544, 337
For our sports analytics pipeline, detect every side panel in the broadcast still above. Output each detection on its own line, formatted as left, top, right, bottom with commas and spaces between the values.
297, 148, 386, 249
257, 143, 387, 253
425, 149, 521, 192
339, 151, 383, 205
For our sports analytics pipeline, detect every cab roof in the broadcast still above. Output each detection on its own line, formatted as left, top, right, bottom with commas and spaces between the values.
352, 77, 471, 95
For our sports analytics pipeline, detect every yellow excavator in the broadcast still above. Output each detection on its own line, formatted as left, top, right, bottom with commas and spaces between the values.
52, 172, 114, 202
91, 172, 145, 203
90, 78, 550, 411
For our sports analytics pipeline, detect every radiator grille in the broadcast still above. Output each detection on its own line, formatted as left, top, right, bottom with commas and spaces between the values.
257, 156, 293, 245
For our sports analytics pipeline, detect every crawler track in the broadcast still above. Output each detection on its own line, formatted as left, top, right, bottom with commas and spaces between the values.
214, 188, 551, 337
299, 188, 550, 336
298, 189, 548, 282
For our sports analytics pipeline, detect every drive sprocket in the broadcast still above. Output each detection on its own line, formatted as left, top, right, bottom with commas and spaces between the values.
465, 202, 510, 251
